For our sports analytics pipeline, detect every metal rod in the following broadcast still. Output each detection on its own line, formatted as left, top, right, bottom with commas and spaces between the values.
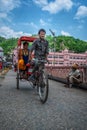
49, 29, 56, 65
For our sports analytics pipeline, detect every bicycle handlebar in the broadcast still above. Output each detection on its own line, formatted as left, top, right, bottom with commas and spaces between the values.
32, 58, 49, 64
37, 59, 48, 63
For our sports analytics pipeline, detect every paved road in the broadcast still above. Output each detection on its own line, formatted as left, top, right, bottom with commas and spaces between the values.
0, 70, 87, 130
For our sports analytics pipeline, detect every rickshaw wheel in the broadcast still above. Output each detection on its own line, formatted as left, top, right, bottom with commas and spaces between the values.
17, 72, 19, 89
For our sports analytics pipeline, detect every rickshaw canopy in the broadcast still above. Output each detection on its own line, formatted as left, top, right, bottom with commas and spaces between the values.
18, 36, 37, 46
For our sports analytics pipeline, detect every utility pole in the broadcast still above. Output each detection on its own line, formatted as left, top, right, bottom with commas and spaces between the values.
49, 29, 56, 65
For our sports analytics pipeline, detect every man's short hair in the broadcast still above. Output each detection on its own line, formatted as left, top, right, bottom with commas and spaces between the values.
38, 29, 46, 34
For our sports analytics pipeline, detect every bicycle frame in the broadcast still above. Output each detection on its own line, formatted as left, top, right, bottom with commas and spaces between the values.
32, 59, 49, 104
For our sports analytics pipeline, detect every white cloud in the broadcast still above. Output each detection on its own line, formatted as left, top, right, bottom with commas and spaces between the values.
61, 30, 71, 36
20, 22, 38, 29
33, 0, 47, 6
33, 0, 73, 14
30, 22, 38, 29
0, 26, 31, 38
40, 19, 47, 26
0, 13, 7, 18
0, 0, 21, 20
75, 6, 87, 19
0, 13, 11, 23
22, 1, 31, 7
0, 0, 21, 12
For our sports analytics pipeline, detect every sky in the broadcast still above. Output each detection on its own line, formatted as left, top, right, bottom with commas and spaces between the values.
0, 0, 87, 41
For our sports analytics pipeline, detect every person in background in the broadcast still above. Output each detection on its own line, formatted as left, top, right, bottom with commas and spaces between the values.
18, 41, 29, 78
29, 28, 49, 81
65, 63, 81, 88
18, 42, 29, 64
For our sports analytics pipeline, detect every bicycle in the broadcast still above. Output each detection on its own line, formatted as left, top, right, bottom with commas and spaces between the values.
29, 59, 49, 104
16, 58, 49, 104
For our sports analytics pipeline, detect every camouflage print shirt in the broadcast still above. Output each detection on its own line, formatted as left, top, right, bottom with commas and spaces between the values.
30, 38, 49, 59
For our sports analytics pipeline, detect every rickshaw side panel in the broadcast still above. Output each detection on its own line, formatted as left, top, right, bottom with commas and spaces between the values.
13, 36, 37, 72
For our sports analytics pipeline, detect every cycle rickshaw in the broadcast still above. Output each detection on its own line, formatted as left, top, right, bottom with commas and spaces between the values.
16, 36, 49, 103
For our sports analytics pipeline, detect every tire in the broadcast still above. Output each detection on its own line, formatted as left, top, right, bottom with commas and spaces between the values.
17, 72, 19, 89
38, 72, 49, 104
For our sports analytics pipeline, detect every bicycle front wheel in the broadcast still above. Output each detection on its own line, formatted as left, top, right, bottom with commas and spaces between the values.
38, 72, 49, 104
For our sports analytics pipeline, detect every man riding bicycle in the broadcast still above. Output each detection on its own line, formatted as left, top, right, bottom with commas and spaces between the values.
29, 28, 49, 81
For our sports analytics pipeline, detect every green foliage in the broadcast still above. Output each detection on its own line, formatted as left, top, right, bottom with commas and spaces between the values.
0, 37, 18, 55
46, 35, 87, 53
0, 36, 6, 43
0, 35, 87, 55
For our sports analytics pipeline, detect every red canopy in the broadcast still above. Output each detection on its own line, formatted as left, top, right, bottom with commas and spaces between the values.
17, 36, 37, 46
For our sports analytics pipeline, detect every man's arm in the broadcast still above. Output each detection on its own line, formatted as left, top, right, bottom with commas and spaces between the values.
29, 40, 37, 60
71, 69, 80, 80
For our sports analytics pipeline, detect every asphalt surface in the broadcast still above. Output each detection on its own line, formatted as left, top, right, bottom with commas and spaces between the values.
0, 70, 87, 130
